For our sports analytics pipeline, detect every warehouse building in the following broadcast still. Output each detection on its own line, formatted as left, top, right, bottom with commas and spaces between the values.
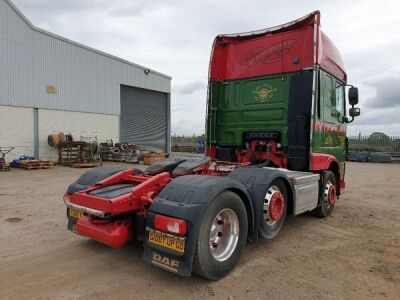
0, 0, 171, 162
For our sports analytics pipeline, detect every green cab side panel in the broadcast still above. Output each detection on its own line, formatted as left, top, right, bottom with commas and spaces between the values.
312, 69, 347, 178
207, 74, 293, 146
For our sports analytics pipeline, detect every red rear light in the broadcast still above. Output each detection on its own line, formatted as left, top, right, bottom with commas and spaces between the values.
154, 214, 187, 236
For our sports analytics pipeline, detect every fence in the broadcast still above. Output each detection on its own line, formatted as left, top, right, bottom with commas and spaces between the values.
348, 136, 400, 154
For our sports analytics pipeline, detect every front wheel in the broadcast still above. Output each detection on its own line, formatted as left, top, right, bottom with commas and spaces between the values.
193, 191, 248, 280
312, 170, 336, 217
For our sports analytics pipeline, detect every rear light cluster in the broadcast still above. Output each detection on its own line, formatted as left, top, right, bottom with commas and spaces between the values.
63, 193, 70, 204
154, 214, 187, 236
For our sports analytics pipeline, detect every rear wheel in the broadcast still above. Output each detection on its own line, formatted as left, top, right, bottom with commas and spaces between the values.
259, 179, 288, 239
193, 191, 248, 280
312, 170, 336, 217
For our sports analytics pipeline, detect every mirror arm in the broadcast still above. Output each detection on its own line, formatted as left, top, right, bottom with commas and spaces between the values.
345, 115, 355, 124
337, 83, 355, 88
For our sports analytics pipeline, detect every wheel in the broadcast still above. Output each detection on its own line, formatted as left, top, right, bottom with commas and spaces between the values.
193, 191, 248, 280
312, 170, 336, 217
259, 179, 288, 239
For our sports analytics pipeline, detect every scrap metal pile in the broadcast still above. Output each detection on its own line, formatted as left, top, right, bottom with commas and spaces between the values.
100, 140, 141, 163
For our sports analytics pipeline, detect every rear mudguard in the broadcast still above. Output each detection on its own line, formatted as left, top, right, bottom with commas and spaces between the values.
143, 175, 253, 276
143, 168, 294, 276
227, 167, 293, 243
66, 166, 139, 194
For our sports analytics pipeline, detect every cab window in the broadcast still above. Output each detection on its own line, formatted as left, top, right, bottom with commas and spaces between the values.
335, 84, 345, 116
321, 72, 335, 124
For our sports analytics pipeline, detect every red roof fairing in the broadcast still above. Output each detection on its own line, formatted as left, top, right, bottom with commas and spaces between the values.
209, 11, 346, 82
319, 32, 346, 81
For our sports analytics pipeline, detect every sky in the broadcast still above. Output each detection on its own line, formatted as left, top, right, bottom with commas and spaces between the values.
12, 0, 400, 136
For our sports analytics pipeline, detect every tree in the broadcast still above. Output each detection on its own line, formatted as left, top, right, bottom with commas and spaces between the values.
368, 132, 390, 140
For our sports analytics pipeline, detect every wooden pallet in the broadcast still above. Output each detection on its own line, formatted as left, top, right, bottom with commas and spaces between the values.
58, 141, 95, 166
21, 165, 52, 170
0, 165, 11, 171
143, 152, 166, 165
20, 160, 53, 170
70, 162, 97, 168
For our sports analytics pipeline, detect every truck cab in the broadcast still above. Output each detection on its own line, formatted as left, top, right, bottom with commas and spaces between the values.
205, 11, 360, 196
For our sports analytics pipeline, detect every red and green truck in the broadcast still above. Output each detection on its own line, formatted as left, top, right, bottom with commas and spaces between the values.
64, 11, 360, 280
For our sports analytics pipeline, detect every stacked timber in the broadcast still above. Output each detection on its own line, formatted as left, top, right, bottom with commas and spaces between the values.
171, 144, 197, 153
70, 162, 97, 168
20, 160, 52, 170
143, 152, 166, 165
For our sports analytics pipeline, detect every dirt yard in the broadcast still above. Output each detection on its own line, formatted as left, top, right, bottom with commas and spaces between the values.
0, 162, 399, 299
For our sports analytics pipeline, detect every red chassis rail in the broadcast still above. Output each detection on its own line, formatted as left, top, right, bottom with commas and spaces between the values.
65, 161, 249, 248
67, 170, 171, 216
66, 161, 250, 215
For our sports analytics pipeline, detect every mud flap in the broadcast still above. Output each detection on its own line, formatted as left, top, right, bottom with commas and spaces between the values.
141, 175, 252, 277
142, 246, 193, 276
67, 217, 78, 232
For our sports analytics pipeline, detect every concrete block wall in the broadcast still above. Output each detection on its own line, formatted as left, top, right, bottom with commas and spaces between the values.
0, 105, 119, 162
38, 109, 119, 161
0, 105, 34, 162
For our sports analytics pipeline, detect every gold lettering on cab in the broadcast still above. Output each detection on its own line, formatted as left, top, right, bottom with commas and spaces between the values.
241, 39, 296, 66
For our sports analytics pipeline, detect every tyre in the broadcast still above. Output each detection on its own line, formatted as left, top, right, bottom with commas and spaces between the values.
193, 191, 248, 280
312, 170, 336, 217
259, 179, 288, 239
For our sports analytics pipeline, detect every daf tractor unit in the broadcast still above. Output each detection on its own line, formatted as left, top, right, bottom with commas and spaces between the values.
64, 11, 360, 280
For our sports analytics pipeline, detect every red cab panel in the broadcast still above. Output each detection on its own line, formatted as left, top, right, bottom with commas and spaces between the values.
210, 11, 346, 82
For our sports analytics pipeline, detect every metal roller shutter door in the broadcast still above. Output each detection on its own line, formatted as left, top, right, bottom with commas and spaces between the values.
120, 85, 168, 152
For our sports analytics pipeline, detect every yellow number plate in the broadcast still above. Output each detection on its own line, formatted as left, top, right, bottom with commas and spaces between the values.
69, 207, 83, 219
148, 230, 185, 253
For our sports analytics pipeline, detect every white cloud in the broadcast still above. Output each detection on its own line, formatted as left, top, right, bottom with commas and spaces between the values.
12, 0, 400, 135
173, 80, 206, 95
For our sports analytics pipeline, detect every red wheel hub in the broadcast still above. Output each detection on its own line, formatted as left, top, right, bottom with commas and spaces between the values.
269, 192, 285, 221
327, 185, 336, 205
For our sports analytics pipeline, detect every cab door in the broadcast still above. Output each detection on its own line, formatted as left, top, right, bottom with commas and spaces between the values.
316, 69, 346, 168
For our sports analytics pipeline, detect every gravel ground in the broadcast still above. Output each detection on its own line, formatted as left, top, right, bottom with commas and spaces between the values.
0, 162, 399, 299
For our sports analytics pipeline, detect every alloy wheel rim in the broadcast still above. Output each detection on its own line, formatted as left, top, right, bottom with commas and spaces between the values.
263, 185, 285, 225
324, 182, 336, 206
209, 208, 239, 262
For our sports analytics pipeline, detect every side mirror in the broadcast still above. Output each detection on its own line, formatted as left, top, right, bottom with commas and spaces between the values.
349, 107, 361, 117
348, 87, 359, 105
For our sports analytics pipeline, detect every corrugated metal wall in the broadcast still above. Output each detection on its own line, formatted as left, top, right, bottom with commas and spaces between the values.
0, 0, 171, 115
120, 86, 168, 152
